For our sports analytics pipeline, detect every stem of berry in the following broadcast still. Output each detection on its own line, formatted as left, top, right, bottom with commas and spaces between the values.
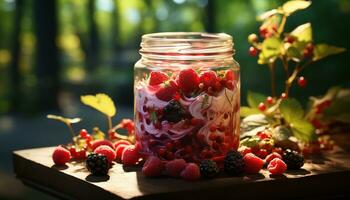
107, 116, 112, 131
278, 15, 287, 36
268, 62, 276, 97
284, 60, 312, 96
65, 123, 76, 141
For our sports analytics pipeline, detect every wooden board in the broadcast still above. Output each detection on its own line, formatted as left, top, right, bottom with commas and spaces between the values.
13, 146, 350, 200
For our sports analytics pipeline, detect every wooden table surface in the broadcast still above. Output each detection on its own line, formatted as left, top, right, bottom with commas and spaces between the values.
13, 146, 350, 200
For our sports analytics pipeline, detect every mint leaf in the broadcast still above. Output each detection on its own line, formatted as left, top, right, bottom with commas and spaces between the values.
282, 0, 311, 16
313, 44, 346, 61
240, 106, 261, 117
290, 23, 313, 42
291, 119, 316, 142
247, 91, 267, 108
280, 98, 304, 123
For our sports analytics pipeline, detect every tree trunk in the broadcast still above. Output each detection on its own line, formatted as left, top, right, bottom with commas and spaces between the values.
87, 0, 99, 71
34, 0, 59, 111
9, 0, 24, 113
205, 0, 215, 32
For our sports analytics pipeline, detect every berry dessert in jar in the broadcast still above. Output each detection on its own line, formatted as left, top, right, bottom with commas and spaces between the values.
134, 32, 240, 163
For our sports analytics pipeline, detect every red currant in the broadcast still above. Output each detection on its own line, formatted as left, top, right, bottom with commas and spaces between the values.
258, 102, 266, 111
303, 43, 314, 58
259, 27, 269, 38
297, 76, 307, 87
281, 93, 288, 99
285, 36, 295, 44
266, 96, 274, 104
79, 129, 88, 138
249, 46, 258, 57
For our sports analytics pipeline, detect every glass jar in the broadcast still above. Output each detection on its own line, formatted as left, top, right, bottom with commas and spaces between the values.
134, 32, 240, 163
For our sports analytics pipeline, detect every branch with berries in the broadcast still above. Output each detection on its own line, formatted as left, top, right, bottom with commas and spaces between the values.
241, 0, 346, 156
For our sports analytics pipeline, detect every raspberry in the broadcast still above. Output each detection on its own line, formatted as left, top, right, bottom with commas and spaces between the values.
255, 149, 268, 159
114, 140, 132, 150
94, 145, 116, 163
239, 146, 252, 156
199, 159, 219, 178
91, 140, 114, 151
177, 69, 200, 95
243, 153, 264, 174
181, 163, 201, 181
115, 144, 129, 160
52, 146, 71, 165
199, 71, 217, 90
224, 150, 245, 175
265, 152, 282, 164
142, 156, 164, 177
149, 71, 169, 86
165, 159, 186, 177
121, 145, 142, 166
224, 70, 234, 81
267, 158, 287, 175
155, 84, 178, 102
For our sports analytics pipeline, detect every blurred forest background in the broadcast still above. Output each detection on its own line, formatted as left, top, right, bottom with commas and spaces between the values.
0, 0, 350, 199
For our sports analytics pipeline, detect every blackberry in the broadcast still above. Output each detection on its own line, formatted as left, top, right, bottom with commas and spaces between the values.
86, 153, 110, 175
282, 149, 304, 170
224, 150, 245, 176
162, 100, 186, 123
199, 159, 219, 178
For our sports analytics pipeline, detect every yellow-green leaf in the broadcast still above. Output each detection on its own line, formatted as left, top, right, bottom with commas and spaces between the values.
313, 44, 346, 61
291, 119, 316, 142
257, 9, 279, 21
290, 23, 312, 42
282, 0, 311, 15
240, 106, 260, 117
81, 93, 116, 117
261, 37, 283, 59
47, 114, 81, 124
247, 91, 267, 108
280, 98, 304, 123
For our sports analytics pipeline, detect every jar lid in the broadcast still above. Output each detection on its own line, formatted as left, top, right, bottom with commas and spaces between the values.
140, 32, 234, 60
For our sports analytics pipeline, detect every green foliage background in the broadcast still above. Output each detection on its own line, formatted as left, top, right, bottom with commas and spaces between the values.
0, 0, 349, 114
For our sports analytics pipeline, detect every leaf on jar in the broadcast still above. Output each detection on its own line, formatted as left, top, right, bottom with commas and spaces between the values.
312, 44, 346, 61
282, 0, 311, 16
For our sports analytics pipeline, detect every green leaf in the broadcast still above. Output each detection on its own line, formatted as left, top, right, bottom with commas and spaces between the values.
280, 98, 304, 122
47, 114, 81, 124
286, 46, 302, 61
258, 52, 268, 65
282, 0, 311, 15
290, 23, 313, 42
81, 93, 116, 117
291, 119, 317, 142
313, 44, 346, 61
240, 106, 261, 117
322, 97, 350, 120
240, 114, 272, 138
247, 91, 267, 108
240, 137, 260, 147
261, 37, 283, 60
257, 9, 279, 21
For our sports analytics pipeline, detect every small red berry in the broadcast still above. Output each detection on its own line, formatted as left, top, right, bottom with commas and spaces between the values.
209, 125, 216, 132
259, 27, 269, 38
281, 93, 288, 99
258, 102, 266, 111
52, 146, 71, 165
165, 159, 187, 177
91, 139, 114, 151
79, 129, 88, 138
285, 36, 295, 44
297, 76, 307, 87
255, 149, 268, 159
199, 71, 217, 90
149, 71, 169, 86
265, 152, 282, 165
267, 158, 287, 175
114, 140, 132, 150
115, 144, 129, 160
249, 46, 258, 57
266, 96, 274, 104
256, 131, 270, 140
122, 145, 142, 166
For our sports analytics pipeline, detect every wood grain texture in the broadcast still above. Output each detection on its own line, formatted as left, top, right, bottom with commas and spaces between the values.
13, 146, 350, 200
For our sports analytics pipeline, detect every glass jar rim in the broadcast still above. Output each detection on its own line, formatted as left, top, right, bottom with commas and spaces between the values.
140, 32, 234, 60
